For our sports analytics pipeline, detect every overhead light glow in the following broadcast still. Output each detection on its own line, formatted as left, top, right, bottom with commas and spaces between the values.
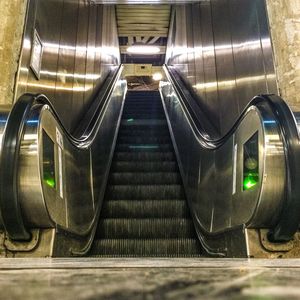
126, 45, 160, 55
152, 72, 163, 81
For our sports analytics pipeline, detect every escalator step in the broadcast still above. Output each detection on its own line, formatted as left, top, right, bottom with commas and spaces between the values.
117, 136, 171, 144
121, 120, 167, 126
110, 161, 178, 172
122, 115, 165, 120
115, 144, 172, 152
123, 108, 163, 113
106, 184, 185, 200
119, 124, 168, 130
109, 172, 181, 185
89, 239, 202, 257
114, 152, 175, 161
101, 200, 190, 218
96, 218, 197, 239
118, 130, 170, 137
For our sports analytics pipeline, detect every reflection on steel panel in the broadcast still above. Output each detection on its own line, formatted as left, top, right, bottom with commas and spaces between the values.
16, 1, 120, 132
160, 67, 286, 255
166, 0, 277, 136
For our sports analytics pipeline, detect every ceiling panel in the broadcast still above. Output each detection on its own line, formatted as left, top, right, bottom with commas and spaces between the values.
116, 4, 170, 65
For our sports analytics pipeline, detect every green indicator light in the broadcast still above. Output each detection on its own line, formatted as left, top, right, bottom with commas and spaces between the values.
127, 118, 134, 122
44, 177, 55, 188
243, 177, 258, 190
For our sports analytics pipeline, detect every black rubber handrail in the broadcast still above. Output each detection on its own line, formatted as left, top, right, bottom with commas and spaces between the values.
0, 66, 123, 241
164, 65, 300, 242
0, 95, 35, 240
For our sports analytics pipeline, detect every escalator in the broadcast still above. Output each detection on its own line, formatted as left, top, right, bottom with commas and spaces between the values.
89, 91, 202, 256
0, 65, 300, 258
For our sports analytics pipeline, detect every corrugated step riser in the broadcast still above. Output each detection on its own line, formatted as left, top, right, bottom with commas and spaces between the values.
89, 239, 201, 257
101, 200, 190, 218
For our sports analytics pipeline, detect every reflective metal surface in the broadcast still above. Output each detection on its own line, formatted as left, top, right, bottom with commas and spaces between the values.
16, 0, 120, 132
160, 68, 285, 254
166, 0, 277, 135
16, 73, 127, 250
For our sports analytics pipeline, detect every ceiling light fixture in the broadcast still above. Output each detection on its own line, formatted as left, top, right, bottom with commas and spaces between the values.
126, 45, 160, 55
152, 72, 163, 81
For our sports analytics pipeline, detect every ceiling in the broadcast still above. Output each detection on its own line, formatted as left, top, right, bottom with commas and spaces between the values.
116, 4, 171, 65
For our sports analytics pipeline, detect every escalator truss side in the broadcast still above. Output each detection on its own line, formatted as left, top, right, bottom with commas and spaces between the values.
0, 66, 127, 256
160, 65, 300, 256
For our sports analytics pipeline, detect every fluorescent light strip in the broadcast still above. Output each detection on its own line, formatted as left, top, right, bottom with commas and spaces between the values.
127, 45, 161, 54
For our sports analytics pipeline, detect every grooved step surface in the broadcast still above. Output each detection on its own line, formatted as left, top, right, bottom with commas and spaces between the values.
90, 239, 201, 257
118, 136, 171, 144
101, 200, 190, 218
115, 144, 173, 152
114, 151, 175, 161
107, 184, 185, 200
111, 161, 178, 172
96, 218, 197, 239
90, 91, 202, 257
109, 172, 181, 184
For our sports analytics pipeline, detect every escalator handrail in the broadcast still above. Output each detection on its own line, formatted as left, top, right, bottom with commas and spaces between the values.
163, 64, 300, 242
43, 65, 124, 147
0, 94, 35, 241
0, 65, 124, 241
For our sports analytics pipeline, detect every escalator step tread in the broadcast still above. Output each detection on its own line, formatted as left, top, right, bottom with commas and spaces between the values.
119, 124, 168, 130
109, 172, 181, 185
114, 152, 175, 161
115, 144, 173, 152
96, 218, 197, 238
122, 115, 165, 119
118, 132, 170, 138
101, 199, 190, 218
123, 108, 164, 112
119, 128, 169, 134
111, 161, 178, 172
121, 120, 167, 126
117, 136, 171, 143
106, 184, 185, 200
89, 239, 202, 257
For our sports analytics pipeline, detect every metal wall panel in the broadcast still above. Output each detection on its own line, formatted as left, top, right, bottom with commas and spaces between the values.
211, 0, 238, 134
16, 0, 120, 132
71, 2, 89, 130
166, 0, 277, 135
54, 0, 79, 131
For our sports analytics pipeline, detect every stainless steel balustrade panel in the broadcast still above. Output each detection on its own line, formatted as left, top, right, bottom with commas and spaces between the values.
199, 2, 220, 132
160, 75, 285, 234
256, 0, 278, 94
17, 78, 127, 234
85, 4, 97, 102
211, 0, 239, 135
16, 1, 120, 132
166, 0, 277, 135
72, 2, 90, 130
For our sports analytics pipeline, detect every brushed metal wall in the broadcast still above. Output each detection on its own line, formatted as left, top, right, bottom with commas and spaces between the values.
16, 0, 120, 131
166, 0, 277, 135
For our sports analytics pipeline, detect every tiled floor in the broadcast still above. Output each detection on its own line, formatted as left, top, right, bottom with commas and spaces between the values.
1, 258, 300, 299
